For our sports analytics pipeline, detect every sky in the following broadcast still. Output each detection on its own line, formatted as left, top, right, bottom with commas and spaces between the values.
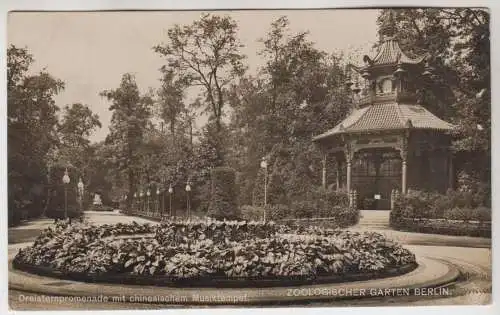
8, 9, 380, 142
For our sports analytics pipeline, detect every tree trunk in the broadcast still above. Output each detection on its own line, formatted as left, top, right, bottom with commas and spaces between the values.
189, 119, 193, 149
41, 165, 51, 217
170, 116, 175, 147
127, 169, 135, 210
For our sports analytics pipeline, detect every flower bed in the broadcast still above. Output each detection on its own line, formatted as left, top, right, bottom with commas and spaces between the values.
13, 219, 417, 287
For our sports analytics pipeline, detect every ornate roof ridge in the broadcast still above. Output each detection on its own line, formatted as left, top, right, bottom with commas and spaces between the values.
366, 38, 426, 66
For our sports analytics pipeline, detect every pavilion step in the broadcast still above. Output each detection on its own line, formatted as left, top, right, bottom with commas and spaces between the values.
358, 222, 390, 225
358, 219, 390, 223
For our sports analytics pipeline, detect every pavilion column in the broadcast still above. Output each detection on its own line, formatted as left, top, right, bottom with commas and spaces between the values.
448, 152, 454, 190
402, 158, 407, 194
321, 153, 327, 189
335, 158, 341, 191
344, 144, 354, 194
399, 141, 408, 194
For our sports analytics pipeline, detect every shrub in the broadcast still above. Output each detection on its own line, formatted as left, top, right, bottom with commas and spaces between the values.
240, 205, 264, 221
390, 188, 492, 236
444, 206, 491, 222
287, 188, 357, 226
290, 200, 316, 218
471, 207, 492, 222
317, 188, 350, 207
443, 207, 473, 221
45, 186, 83, 219
266, 204, 289, 221
392, 189, 491, 221
90, 204, 114, 212
239, 188, 356, 227
398, 190, 440, 219
240, 204, 291, 222
316, 189, 350, 215
207, 167, 240, 220
391, 217, 490, 237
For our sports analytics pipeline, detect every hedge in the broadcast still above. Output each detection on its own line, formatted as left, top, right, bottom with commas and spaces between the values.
390, 189, 491, 237
391, 190, 491, 221
240, 188, 358, 228
390, 217, 491, 238
45, 186, 83, 219
207, 167, 240, 220
240, 204, 289, 222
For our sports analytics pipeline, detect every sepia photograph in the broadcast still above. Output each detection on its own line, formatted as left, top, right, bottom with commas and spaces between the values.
6, 5, 492, 311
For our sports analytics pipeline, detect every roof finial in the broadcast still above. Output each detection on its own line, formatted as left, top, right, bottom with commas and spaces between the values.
380, 9, 397, 40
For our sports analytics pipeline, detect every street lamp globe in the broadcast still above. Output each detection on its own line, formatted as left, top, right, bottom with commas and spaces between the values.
156, 188, 160, 195
168, 185, 173, 194
62, 168, 71, 221
185, 182, 191, 192
147, 189, 151, 197
134, 192, 137, 198
260, 159, 268, 169
140, 191, 144, 198
62, 169, 71, 184
77, 177, 84, 191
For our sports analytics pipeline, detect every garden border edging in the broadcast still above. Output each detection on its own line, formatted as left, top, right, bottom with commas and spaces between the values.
12, 258, 418, 288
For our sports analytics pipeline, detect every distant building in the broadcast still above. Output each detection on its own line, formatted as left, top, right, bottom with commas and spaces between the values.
93, 193, 103, 206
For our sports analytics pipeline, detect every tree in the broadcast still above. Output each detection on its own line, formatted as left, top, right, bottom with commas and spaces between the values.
8, 45, 64, 224
42, 103, 101, 214
100, 73, 153, 209
59, 103, 101, 148
53, 103, 102, 177
223, 17, 353, 207
154, 13, 247, 164
157, 68, 186, 145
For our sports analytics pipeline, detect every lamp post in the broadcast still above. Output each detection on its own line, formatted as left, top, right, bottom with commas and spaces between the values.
185, 181, 192, 219
156, 188, 160, 215
168, 185, 173, 217
77, 178, 84, 213
139, 191, 144, 212
62, 169, 71, 220
146, 189, 151, 213
260, 158, 268, 222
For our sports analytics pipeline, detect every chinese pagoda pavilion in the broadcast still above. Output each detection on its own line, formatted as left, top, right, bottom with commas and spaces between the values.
313, 11, 455, 209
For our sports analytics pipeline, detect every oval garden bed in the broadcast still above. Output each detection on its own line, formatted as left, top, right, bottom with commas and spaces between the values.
13, 219, 417, 288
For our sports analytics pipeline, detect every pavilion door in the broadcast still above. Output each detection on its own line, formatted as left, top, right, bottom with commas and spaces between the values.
353, 152, 401, 210
374, 176, 400, 209
375, 157, 402, 209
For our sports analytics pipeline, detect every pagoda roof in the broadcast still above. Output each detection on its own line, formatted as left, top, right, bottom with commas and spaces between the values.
364, 37, 427, 67
313, 102, 455, 142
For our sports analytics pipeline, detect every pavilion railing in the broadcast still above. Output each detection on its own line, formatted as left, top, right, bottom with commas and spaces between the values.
356, 91, 417, 106
348, 190, 358, 209
390, 189, 400, 210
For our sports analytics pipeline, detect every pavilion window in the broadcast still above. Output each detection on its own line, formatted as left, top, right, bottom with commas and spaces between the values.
381, 79, 392, 94
380, 159, 401, 177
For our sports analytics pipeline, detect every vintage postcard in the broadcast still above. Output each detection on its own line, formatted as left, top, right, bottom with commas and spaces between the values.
6, 6, 492, 312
